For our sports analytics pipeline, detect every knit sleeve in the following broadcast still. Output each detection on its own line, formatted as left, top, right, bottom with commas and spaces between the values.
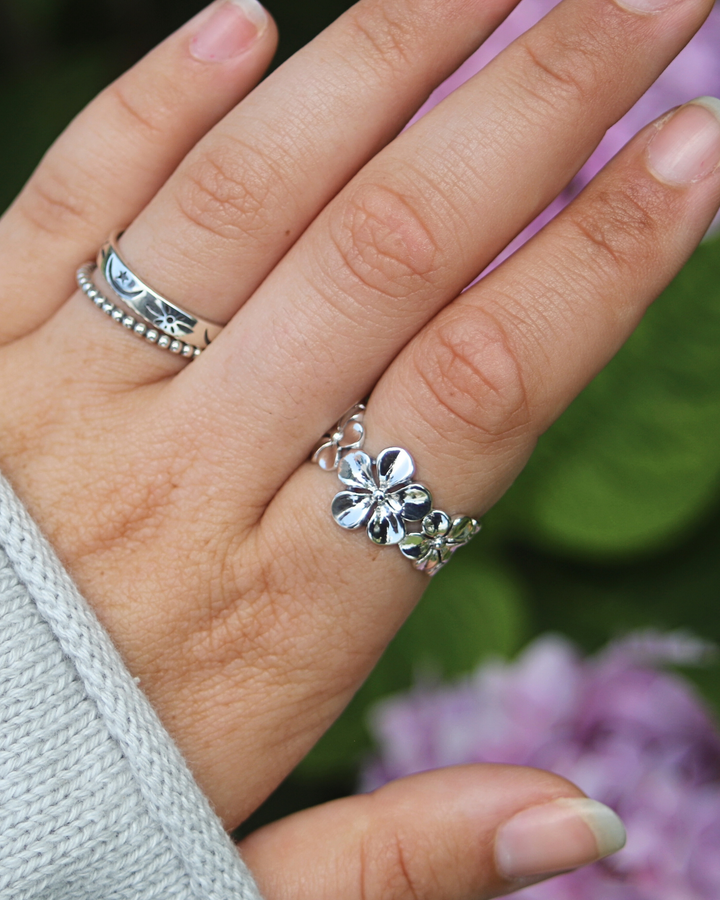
0, 472, 264, 900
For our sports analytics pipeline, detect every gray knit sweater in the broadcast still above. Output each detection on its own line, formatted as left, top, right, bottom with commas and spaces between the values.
0, 472, 263, 900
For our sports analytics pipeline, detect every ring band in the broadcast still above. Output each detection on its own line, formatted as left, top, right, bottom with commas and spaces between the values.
77, 264, 201, 359
314, 406, 481, 575
98, 232, 223, 350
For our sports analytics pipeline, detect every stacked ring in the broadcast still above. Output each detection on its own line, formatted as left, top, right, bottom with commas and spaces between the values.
76, 264, 202, 358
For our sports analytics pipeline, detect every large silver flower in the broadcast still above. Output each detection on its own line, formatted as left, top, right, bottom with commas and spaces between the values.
332, 448, 432, 545
399, 510, 481, 574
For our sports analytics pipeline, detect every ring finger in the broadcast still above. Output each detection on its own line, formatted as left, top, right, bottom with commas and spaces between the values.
228, 100, 720, 812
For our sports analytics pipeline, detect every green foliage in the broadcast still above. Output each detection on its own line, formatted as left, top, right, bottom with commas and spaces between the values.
503, 235, 720, 557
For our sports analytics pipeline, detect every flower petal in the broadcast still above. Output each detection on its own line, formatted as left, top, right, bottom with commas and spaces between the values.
398, 484, 433, 521
447, 516, 482, 545
312, 440, 339, 471
368, 505, 405, 545
398, 532, 431, 561
332, 491, 375, 529
418, 545, 453, 575
422, 510, 451, 537
338, 451, 376, 491
338, 418, 365, 450
376, 447, 414, 491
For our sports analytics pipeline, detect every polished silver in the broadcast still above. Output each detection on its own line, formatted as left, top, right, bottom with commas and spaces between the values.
312, 403, 366, 471
98, 232, 223, 350
398, 510, 481, 575
76, 264, 202, 359
326, 443, 481, 574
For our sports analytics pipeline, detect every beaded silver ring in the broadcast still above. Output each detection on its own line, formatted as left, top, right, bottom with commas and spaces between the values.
76, 264, 201, 359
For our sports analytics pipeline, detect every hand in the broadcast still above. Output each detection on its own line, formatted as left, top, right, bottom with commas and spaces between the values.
1, 0, 718, 896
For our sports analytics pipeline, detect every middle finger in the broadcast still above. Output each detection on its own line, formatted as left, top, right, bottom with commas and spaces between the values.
191, 0, 713, 505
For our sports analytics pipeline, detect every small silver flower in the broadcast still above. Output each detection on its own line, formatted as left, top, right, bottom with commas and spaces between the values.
312, 403, 366, 471
399, 510, 481, 575
332, 448, 433, 545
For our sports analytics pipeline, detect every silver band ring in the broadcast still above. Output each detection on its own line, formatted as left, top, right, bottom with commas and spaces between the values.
98, 232, 223, 350
77, 264, 202, 359
314, 406, 481, 575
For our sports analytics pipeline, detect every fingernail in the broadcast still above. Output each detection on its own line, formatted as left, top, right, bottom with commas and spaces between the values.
647, 97, 720, 185
495, 798, 627, 880
191, 0, 267, 62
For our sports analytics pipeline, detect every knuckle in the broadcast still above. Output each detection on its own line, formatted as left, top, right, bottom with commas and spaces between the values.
174, 137, 283, 243
513, 29, 599, 110
360, 821, 429, 900
328, 181, 441, 303
567, 180, 661, 274
19, 162, 92, 237
414, 308, 532, 444
347, 0, 417, 75
105, 80, 168, 140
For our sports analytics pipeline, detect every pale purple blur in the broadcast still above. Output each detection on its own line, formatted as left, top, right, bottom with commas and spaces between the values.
411, 0, 720, 263
361, 632, 720, 898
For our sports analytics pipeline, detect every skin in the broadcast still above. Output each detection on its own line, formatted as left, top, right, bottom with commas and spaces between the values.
0, 0, 719, 896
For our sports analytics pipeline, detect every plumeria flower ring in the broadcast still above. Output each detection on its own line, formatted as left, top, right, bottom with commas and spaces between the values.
312, 403, 366, 471
399, 510, 481, 575
332, 448, 433, 545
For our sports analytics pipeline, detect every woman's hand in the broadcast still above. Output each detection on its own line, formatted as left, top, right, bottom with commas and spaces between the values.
1, 0, 719, 895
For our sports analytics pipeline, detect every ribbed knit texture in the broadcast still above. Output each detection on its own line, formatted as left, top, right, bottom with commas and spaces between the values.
0, 473, 263, 900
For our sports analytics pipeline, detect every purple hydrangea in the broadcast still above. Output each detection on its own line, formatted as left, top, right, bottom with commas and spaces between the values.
412, 0, 720, 262
362, 632, 720, 899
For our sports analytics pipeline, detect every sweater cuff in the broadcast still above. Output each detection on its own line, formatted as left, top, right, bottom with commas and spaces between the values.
0, 473, 263, 900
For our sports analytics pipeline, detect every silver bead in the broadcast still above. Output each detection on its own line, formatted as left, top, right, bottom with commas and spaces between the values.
134, 322, 147, 337
157, 335, 171, 349
145, 329, 159, 343
181, 344, 195, 358
122, 315, 135, 329
193, 347, 202, 358
86, 287, 98, 301
93, 295, 105, 307
111, 308, 124, 322
102, 302, 114, 315
169, 339, 183, 354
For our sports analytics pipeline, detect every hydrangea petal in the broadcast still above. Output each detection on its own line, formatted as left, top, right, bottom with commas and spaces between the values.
332, 491, 374, 529
399, 532, 430, 561
398, 484, 433, 521
377, 448, 415, 491
338, 450, 376, 491
368, 505, 405, 545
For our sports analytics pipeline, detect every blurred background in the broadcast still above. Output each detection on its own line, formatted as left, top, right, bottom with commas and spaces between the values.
3, 0, 720, 843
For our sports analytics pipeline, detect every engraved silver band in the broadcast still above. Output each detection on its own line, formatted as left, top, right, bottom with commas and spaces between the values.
77, 264, 201, 359
98, 232, 223, 351
313, 405, 481, 575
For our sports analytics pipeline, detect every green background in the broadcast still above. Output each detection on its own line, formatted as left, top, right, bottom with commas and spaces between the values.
3, 0, 719, 835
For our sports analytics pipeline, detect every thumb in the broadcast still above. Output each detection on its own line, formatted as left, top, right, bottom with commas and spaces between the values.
239, 764, 627, 900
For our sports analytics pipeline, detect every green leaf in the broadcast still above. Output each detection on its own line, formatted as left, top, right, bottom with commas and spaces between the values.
297, 546, 529, 778
503, 237, 720, 557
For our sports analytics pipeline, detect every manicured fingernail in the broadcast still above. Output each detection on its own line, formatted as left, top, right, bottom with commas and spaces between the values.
647, 98, 720, 185
191, 0, 267, 62
495, 798, 627, 880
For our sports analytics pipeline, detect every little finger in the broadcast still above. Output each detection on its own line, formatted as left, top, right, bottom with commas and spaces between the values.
0, 0, 277, 343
